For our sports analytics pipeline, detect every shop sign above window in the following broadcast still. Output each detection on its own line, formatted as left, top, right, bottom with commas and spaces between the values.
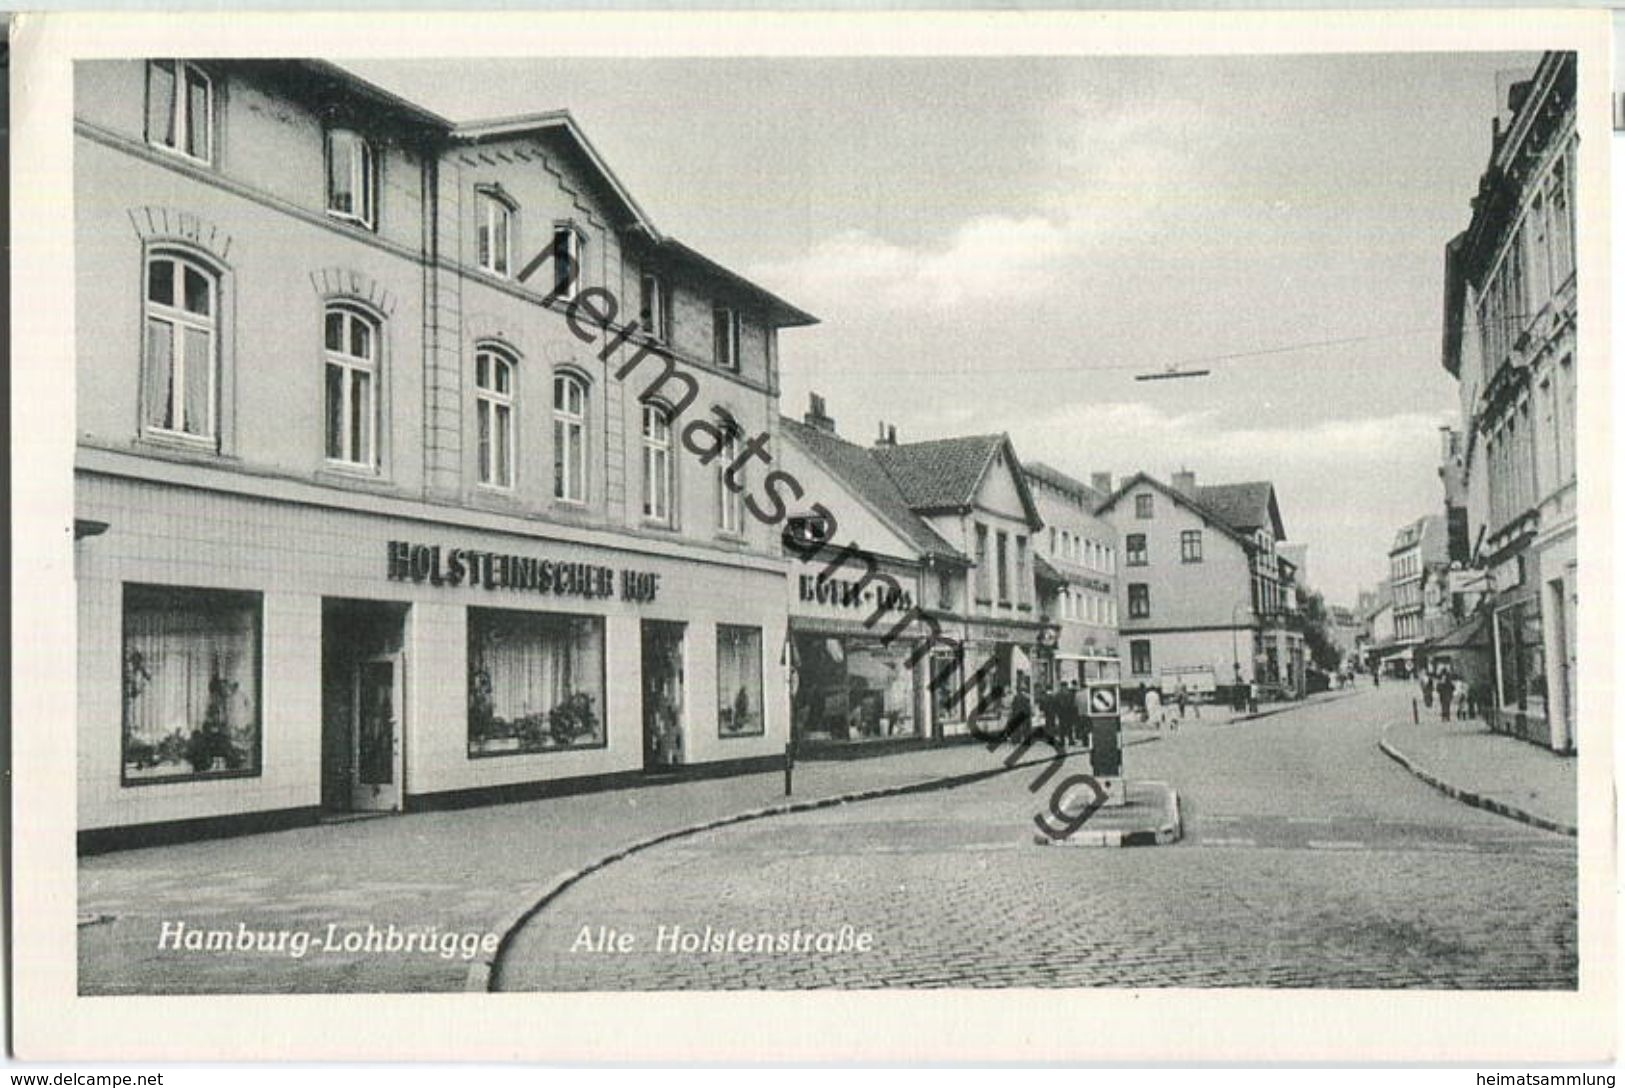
386, 540, 660, 603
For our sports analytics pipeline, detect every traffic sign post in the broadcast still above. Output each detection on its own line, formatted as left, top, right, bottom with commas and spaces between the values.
1083, 681, 1127, 808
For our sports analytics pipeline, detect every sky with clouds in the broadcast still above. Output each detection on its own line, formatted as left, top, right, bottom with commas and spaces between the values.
348, 52, 1537, 604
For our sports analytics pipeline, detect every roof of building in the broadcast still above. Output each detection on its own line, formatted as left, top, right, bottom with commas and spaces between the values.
1390, 513, 1448, 558
1193, 481, 1286, 539
871, 434, 1042, 527
1094, 472, 1263, 551
778, 417, 965, 563
1033, 552, 1068, 587
280, 61, 816, 329
1023, 461, 1106, 508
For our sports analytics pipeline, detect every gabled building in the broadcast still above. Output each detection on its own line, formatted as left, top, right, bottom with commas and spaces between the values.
1389, 514, 1450, 649
74, 59, 816, 849
1441, 51, 1577, 752
1096, 470, 1305, 701
1022, 462, 1120, 689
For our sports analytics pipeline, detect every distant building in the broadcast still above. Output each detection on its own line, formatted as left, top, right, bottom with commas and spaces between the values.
1097, 470, 1305, 701
1022, 462, 1120, 689
1441, 51, 1577, 752
1389, 515, 1451, 653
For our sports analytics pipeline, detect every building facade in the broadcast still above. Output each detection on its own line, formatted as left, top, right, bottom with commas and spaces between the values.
1022, 462, 1120, 688
1097, 470, 1305, 702
1389, 514, 1450, 649
75, 59, 817, 849
1441, 51, 1578, 752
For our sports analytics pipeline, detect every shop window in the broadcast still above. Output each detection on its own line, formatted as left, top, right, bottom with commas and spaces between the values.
713, 306, 740, 370
793, 635, 918, 743
325, 129, 376, 230
640, 272, 672, 342
716, 427, 745, 535
476, 189, 515, 277
144, 252, 219, 444
146, 60, 212, 163
929, 651, 964, 725
1130, 639, 1152, 676
1181, 529, 1203, 563
467, 609, 605, 756
717, 625, 764, 737
122, 584, 261, 783
642, 401, 674, 523
553, 372, 587, 503
476, 346, 515, 488
1495, 602, 1547, 718
1128, 583, 1150, 619
323, 304, 379, 469
1135, 493, 1154, 519
1126, 533, 1147, 566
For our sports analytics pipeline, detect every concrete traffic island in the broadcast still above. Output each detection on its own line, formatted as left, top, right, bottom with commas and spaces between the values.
1032, 779, 1182, 848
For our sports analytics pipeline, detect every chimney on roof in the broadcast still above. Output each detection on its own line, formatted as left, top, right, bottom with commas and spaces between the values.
1091, 472, 1112, 495
875, 422, 897, 447
805, 392, 836, 434
1172, 469, 1197, 497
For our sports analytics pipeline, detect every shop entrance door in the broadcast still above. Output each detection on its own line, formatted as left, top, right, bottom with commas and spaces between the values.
351, 653, 404, 811
642, 621, 686, 772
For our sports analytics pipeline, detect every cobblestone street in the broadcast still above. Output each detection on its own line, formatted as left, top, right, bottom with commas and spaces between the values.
496, 686, 1577, 990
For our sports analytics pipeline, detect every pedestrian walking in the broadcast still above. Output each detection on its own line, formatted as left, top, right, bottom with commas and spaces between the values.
1145, 686, 1164, 730
1007, 675, 1034, 743
1246, 678, 1259, 715
1174, 684, 1188, 732
1071, 681, 1090, 749
1437, 668, 1457, 722
1420, 669, 1435, 709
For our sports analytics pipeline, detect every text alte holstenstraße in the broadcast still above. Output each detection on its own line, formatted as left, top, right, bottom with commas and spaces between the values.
570, 923, 874, 955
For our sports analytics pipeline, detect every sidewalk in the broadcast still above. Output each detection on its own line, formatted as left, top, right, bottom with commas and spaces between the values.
1122, 686, 1360, 734
1380, 715, 1576, 835
79, 739, 1116, 995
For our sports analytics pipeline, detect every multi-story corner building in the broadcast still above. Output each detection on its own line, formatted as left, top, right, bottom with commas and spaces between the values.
1441, 51, 1577, 751
74, 59, 817, 850
1097, 470, 1305, 702
1021, 462, 1120, 688
1389, 514, 1450, 650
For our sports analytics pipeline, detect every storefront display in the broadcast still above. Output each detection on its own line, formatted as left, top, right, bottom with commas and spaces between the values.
793, 634, 919, 743
717, 625, 765, 737
467, 609, 606, 756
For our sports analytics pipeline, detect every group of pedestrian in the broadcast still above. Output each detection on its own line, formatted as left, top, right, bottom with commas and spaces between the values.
1418, 662, 1460, 722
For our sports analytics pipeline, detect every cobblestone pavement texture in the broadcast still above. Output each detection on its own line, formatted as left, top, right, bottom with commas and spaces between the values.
1382, 712, 1576, 830
497, 686, 1577, 991
78, 741, 1102, 993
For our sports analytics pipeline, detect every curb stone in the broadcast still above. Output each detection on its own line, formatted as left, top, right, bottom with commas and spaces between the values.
466, 741, 1154, 991
1031, 782, 1183, 849
1379, 730, 1576, 838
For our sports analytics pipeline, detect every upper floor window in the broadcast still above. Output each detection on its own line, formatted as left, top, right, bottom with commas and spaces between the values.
553, 224, 585, 303
717, 427, 746, 535
144, 252, 219, 443
713, 306, 740, 371
553, 373, 587, 503
1135, 493, 1154, 519
476, 190, 514, 277
640, 273, 673, 342
476, 347, 516, 489
1126, 533, 1148, 566
974, 524, 990, 602
995, 531, 1010, 604
326, 129, 376, 230
1128, 583, 1150, 619
642, 402, 674, 524
1181, 529, 1203, 563
323, 304, 379, 468
938, 570, 955, 611
146, 60, 212, 164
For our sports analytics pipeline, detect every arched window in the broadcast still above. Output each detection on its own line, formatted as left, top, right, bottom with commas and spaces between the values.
476, 346, 516, 488
144, 251, 218, 441
476, 189, 515, 277
324, 304, 379, 468
553, 372, 587, 503
326, 128, 376, 230
642, 402, 674, 524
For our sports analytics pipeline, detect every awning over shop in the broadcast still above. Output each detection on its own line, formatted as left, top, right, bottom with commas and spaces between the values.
1420, 614, 1492, 654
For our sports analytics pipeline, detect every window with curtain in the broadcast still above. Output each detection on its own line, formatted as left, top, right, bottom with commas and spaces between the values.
476, 189, 514, 277
476, 347, 515, 488
325, 128, 376, 229
642, 402, 674, 523
716, 625, 764, 737
467, 610, 605, 755
146, 60, 212, 163
1128, 583, 1150, 619
144, 252, 218, 443
122, 585, 261, 782
324, 304, 379, 468
553, 373, 587, 502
